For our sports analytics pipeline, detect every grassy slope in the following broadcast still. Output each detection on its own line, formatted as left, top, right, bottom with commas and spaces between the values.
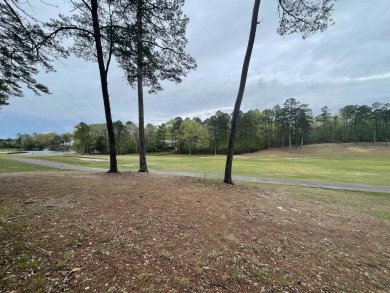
18, 143, 390, 186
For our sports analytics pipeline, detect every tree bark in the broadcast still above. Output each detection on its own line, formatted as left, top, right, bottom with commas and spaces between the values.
224, 0, 261, 184
289, 122, 292, 153
136, 0, 148, 172
90, 0, 117, 173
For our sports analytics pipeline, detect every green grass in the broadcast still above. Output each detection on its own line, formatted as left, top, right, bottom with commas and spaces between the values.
21, 147, 390, 186
0, 155, 56, 172
0, 149, 18, 153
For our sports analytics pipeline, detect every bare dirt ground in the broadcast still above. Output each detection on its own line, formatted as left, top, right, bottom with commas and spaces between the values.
1, 172, 389, 292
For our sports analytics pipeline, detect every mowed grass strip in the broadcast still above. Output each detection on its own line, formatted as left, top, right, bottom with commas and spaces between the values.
21, 146, 390, 186
0, 156, 56, 172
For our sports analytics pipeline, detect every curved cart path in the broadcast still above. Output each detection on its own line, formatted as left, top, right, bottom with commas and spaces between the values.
10, 157, 106, 172
9, 157, 390, 193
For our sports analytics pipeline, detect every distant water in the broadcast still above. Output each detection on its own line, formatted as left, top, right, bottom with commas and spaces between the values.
12, 150, 76, 156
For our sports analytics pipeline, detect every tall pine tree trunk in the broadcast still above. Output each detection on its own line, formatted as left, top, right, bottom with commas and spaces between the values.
136, 0, 148, 172
91, 0, 117, 173
289, 122, 292, 153
224, 0, 261, 184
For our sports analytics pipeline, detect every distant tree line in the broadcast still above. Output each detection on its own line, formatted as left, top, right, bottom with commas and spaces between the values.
70, 99, 389, 155
0, 133, 72, 151
2, 100, 387, 153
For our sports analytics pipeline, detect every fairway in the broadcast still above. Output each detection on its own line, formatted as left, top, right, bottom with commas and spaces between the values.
0, 156, 56, 172
11, 143, 390, 186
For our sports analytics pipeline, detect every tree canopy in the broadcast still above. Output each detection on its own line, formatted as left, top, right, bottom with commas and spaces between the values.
0, 0, 67, 108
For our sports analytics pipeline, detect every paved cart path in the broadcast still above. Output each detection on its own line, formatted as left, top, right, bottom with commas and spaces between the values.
8, 157, 390, 193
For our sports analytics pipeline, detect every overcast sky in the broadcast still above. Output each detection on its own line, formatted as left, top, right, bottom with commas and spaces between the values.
1, 0, 389, 138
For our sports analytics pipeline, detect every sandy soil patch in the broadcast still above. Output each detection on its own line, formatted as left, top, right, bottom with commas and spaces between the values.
77, 158, 107, 162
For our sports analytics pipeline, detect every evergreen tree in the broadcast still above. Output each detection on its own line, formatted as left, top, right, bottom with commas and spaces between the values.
0, 1, 67, 107
113, 0, 196, 172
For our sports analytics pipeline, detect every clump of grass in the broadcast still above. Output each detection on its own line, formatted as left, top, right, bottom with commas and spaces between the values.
230, 269, 246, 284
249, 267, 271, 285
196, 177, 221, 185
97, 234, 109, 244
175, 276, 190, 288
134, 245, 144, 255
280, 278, 291, 287
218, 233, 227, 242
138, 272, 151, 281
196, 256, 207, 267
16, 253, 38, 269
31, 270, 46, 291
57, 250, 75, 269
251, 244, 268, 256
142, 284, 157, 293
135, 222, 144, 229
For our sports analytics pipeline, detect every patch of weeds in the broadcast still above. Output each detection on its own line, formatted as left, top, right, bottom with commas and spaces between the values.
31, 270, 46, 291
1, 221, 27, 240
366, 259, 380, 268
0, 274, 16, 288
97, 234, 110, 244
138, 272, 151, 281
280, 278, 291, 287
142, 284, 158, 293
12, 240, 29, 254
16, 253, 38, 270
251, 245, 268, 256
160, 250, 173, 261
135, 222, 144, 230
175, 276, 190, 288
196, 256, 207, 267
240, 254, 249, 263
134, 245, 144, 255
119, 240, 127, 248
218, 233, 227, 242
96, 244, 113, 255
371, 280, 383, 289
249, 267, 271, 285
229, 269, 246, 284
381, 251, 390, 259
230, 251, 249, 264
340, 239, 352, 248
56, 259, 67, 269
65, 238, 77, 247
164, 242, 175, 250
228, 252, 238, 265
57, 250, 75, 269
40, 235, 51, 244
77, 233, 87, 243
209, 250, 220, 259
